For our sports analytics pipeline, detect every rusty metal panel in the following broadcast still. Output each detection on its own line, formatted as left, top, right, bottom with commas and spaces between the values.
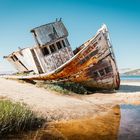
31, 21, 68, 46
3, 24, 120, 91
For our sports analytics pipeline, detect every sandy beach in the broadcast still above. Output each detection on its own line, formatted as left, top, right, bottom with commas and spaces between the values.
0, 78, 140, 121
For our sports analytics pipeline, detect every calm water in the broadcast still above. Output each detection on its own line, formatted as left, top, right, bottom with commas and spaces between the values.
121, 75, 140, 81
118, 105, 140, 140
35, 105, 140, 140
5, 104, 140, 140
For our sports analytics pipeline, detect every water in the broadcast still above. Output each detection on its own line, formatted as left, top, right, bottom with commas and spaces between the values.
34, 105, 140, 140
121, 75, 140, 81
34, 105, 121, 140
3, 104, 140, 140
118, 105, 140, 140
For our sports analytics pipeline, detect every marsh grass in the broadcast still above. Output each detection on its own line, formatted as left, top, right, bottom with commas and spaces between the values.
37, 82, 91, 94
0, 100, 45, 137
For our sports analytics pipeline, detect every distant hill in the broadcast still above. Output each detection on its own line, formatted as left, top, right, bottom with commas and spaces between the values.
120, 68, 140, 76
119, 68, 134, 74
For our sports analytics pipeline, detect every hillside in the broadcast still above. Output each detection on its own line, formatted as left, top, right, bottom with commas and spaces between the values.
124, 69, 140, 76
120, 68, 140, 76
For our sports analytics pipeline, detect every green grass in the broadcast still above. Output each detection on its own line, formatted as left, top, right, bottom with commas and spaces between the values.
37, 82, 91, 94
0, 100, 45, 136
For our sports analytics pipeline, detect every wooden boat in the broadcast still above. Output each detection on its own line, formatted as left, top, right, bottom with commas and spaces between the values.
3, 23, 120, 90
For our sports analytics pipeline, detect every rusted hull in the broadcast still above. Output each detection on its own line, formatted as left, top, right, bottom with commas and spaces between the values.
3, 25, 120, 90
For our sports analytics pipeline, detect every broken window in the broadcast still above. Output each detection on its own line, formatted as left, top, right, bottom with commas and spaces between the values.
42, 47, 49, 56
49, 44, 56, 53
56, 41, 62, 50
11, 56, 15, 61
62, 40, 66, 47
11, 55, 18, 62
13, 55, 18, 61
105, 66, 113, 74
99, 69, 105, 76
93, 71, 99, 78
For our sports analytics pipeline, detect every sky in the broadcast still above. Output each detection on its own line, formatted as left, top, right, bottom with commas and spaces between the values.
0, 0, 140, 72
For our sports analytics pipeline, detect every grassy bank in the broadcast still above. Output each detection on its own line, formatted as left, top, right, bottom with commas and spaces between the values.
36, 81, 91, 94
0, 100, 45, 137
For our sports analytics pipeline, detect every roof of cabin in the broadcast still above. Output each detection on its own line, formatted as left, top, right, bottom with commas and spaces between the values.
4, 19, 69, 58
30, 19, 62, 32
30, 19, 68, 46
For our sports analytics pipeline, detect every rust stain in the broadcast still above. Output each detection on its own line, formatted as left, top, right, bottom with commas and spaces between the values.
3, 21, 120, 91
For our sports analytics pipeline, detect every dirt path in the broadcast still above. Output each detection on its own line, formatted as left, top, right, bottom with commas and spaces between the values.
0, 78, 140, 121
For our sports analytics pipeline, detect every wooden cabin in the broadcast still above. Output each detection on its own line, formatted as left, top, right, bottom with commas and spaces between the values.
4, 20, 74, 74
4, 47, 39, 73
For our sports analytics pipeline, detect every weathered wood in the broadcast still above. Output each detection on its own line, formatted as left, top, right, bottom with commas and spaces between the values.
3, 23, 120, 90
4, 21, 74, 74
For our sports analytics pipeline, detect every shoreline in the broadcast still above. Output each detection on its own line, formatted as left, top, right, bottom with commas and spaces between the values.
0, 78, 140, 122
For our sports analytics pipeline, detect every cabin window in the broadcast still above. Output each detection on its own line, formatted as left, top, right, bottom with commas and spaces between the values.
49, 44, 56, 53
56, 41, 62, 49
62, 40, 66, 47
93, 71, 99, 78
93, 42, 98, 48
105, 66, 113, 74
11, 56, 15, 61
42, 47, 49, 56
13, 55, 18, 61
99, 69, 105, 76
11, 55, 18, 62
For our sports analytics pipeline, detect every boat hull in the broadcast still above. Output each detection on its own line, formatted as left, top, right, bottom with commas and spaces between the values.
2, 25, 120, 90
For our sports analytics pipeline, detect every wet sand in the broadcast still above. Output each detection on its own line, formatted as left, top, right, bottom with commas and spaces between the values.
0, 78, 140, 121
3, 105, 121, 140
35, 105, 120, 140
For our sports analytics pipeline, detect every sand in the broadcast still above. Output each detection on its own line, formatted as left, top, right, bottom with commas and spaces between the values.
0, 78, 140, 121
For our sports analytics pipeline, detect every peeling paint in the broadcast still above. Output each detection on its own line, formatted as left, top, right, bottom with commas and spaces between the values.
3, 21, 120, 90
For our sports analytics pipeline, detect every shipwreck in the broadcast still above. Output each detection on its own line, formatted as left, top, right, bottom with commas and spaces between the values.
4, 19, 120, 90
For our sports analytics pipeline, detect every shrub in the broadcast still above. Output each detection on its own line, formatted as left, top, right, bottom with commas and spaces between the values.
0, 100, 45, 136
37, 81, 91, 94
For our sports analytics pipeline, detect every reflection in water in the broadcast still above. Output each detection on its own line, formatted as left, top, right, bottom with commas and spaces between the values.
0, 106, 121, 140
35, 105, 120, 140
4, 105, 140, 140
118, 105, 140, 140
